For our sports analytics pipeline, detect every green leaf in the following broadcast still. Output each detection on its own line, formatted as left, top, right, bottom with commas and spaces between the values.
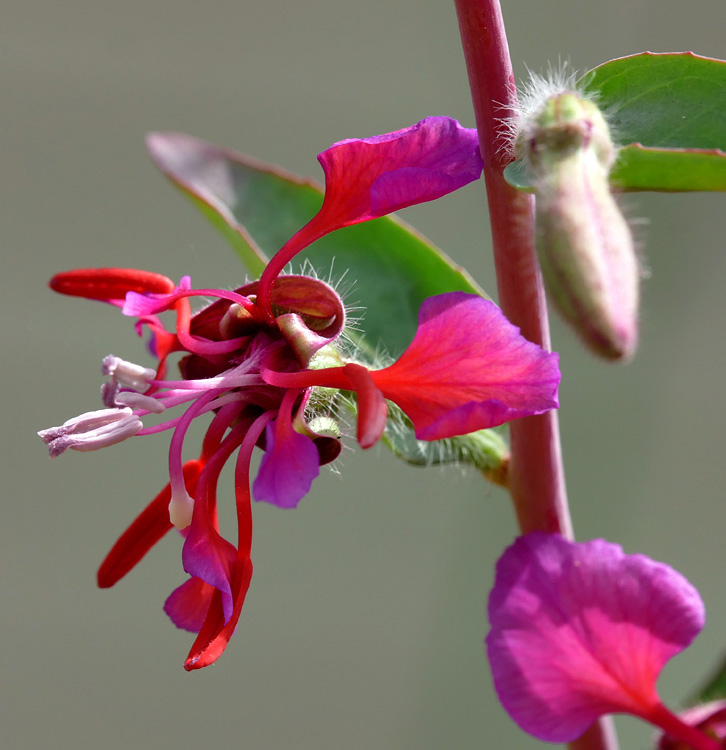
609, 143, 726, 191
580, 52, 726, 150
505, 52, 726, 192
382, 406, 509, 478
688, 653, 726, 705
580, 52, 726, 191
503, 160, 536, 194
147, 132, 485, 357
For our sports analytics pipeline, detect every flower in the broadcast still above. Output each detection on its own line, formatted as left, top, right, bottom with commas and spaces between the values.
486, 533, 719, 750
40, 117, 560, 670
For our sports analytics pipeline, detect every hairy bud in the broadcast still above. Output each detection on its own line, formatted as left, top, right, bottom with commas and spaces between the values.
520, 88, 639, 360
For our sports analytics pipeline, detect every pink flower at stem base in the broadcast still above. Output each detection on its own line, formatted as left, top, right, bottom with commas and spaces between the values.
487, 533, 719, 750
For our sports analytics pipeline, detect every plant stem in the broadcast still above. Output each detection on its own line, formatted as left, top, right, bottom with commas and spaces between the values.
452, 2, 616, 749
646, 703, 722, 750
452, 0, 571, 537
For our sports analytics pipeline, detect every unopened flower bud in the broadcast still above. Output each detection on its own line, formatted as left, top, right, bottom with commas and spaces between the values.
520, 89, 639, 360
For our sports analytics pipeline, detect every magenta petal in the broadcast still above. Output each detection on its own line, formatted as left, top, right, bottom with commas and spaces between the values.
486, 533, 705, 743
253, 421, 320, 509
181, 507, 237, 624
371, 293, 560, 439
164, 576, 215, 633
317, 117, 482, 227
122, 277, 191, 317
416, 399, 529, 441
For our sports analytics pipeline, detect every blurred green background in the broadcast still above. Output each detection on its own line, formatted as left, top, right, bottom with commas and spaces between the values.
3, 1, 725, 748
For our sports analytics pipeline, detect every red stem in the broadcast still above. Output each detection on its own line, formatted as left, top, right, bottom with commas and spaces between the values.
452, 0, 571, 536
453, 2, 614, 750
645, 703, 722, 750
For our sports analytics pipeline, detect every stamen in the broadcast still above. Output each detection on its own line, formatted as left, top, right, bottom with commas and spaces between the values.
114, 391, 166, 414
167, 391, 223, 530
102, 355, 156, 391
100, 379, 121, 408
137, 392, 251, 436
38, 407, 142, 458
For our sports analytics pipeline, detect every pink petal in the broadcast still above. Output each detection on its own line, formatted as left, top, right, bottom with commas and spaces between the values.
181, 501, 238, 623
256, 118, 482, 321
371, 293, 560, 439
122, 276, 191, 317
164, 576, 215, 632
253, 420, 320, 508
316, 116, 483, 227
486, 533, 705, 743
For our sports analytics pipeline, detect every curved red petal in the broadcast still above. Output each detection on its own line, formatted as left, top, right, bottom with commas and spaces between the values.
342, 363, 388, 448
256, 118, 482, 322
184, 557, 254, 671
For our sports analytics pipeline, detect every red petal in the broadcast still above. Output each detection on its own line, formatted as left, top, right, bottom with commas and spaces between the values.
97, 459, 203, 588
316, 116, 482, 227
341, 363, 387, 448
371, 293, 560, 438
50, 268, 175, 301
261, 365, 387, 449
184, 557, 254, 671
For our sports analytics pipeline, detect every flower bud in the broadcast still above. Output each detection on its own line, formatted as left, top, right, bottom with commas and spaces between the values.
520, 90, 639, 360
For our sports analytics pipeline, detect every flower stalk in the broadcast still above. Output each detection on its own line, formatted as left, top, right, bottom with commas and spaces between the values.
647, 704, 722, 750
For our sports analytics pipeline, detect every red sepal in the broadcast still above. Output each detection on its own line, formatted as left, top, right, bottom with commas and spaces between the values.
50, 268, 175, 301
